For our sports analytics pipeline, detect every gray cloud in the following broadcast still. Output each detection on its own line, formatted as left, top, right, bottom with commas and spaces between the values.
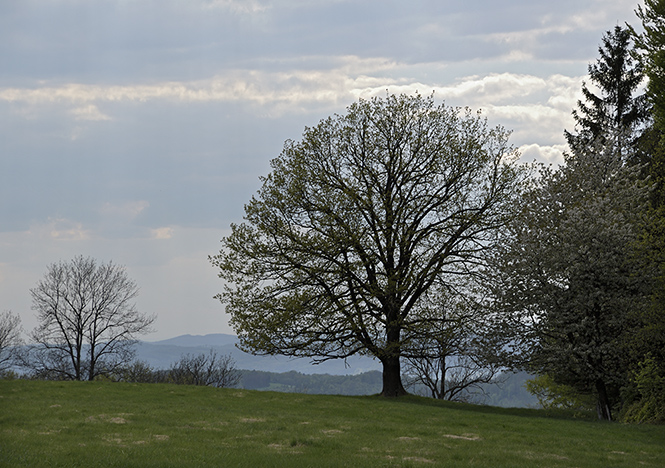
0, 0, 645, 340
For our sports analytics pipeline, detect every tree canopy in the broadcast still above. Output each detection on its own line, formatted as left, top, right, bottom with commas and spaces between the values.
492, 140, 653, 420
211, 93, 526, 397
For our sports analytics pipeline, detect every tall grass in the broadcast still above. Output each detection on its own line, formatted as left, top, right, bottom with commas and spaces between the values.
1, 380, 664, 467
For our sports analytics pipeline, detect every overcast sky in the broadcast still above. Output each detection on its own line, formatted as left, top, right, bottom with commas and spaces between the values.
1, 0, 644, 341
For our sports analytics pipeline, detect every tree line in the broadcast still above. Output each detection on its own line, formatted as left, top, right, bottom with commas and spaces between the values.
3, 1, 665, 423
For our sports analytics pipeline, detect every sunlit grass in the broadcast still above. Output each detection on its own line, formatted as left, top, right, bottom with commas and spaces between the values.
1, 380, 664, 467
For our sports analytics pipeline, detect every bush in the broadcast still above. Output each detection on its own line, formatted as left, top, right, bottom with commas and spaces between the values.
525, 374, 595, 414
168, 350, 240, 388
622, 355, 665, 423
112, 360, 167, 384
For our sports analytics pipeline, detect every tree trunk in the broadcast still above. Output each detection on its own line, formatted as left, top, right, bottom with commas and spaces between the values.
381, 355, 407, 397
87, 343, 95, 381
595, 379, 613, 421
380, 314, 407, 397
438, 354, 447, 400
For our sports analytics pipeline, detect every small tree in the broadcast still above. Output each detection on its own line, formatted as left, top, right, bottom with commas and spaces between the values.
401, 284, 504, 401
211, 94, 526, 397
168, 350, 240, 388
27, 256, 155, 381
0, 311, 22, 374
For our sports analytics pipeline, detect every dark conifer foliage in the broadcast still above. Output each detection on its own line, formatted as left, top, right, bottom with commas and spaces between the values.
565, 25, 647, 162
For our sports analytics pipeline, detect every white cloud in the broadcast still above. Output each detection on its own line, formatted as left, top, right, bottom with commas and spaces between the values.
0, 58, 402, 116
100, 201, 150, 220
0, 66, 583, 154
519, 143, 568, 165
29, 218, 92, 241
150, 227, 174, 240
70, 104, 111, 121
0, 68, 580, 117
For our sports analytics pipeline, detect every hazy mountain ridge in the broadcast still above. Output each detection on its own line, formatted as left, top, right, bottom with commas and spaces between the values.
136, 334, 538, 407
136, 334, 381, 375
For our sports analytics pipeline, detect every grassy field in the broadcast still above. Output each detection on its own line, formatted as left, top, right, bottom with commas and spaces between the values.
1, 380, 664, 467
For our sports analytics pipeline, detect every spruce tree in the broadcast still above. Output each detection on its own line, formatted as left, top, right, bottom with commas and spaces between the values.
565, 25, 647, 162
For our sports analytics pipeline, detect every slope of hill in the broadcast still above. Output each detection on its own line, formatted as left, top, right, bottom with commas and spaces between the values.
2, 379, 663, 468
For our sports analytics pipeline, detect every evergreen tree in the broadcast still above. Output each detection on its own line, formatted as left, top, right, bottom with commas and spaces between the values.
565, 25, 647, 163
632, 1, 665, 131
631, 0, 665, 202
625, 0, 665, 421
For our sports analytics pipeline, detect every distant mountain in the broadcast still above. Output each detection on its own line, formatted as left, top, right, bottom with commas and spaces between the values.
148, 333, 239, 348
135, 334, 381, 375
135, 334, 539, 407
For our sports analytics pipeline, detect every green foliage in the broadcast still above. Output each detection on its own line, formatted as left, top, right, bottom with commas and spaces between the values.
622, 355, 665, 423
525, 374, 595, 414
211, 93, 527, 397
632, 0, 665, 130
493, 139, 653, 420
491, 22, 658, 421
2, 379, 665, 468
631, 1, 665, 205
0, 369, 20, 380
625, 1, 665, 423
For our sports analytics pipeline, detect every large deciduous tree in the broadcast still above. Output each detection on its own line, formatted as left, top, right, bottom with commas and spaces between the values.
492, 142, 653, 421
211, 94, 526, 397
27, 256, 155, 381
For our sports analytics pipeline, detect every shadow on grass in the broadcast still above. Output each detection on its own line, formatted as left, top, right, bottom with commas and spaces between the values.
360, 393, 598, 422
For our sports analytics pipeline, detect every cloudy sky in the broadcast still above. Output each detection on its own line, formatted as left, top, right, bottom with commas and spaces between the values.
1, 0, 644, 341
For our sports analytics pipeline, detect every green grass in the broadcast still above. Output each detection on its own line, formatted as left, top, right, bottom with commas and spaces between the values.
1, 380, 664, 467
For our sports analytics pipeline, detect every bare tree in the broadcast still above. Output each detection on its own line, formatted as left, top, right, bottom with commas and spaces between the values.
27, 256, 155, 381
0, 311, 22, 374
168, 350, 240, 388
401, 284, 504, 401
113, 360, 163, 384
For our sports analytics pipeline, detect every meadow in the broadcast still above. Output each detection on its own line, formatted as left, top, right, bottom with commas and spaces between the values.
1, 379, 664, 467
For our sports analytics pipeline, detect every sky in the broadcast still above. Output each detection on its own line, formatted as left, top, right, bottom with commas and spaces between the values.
1, 0, 645, 341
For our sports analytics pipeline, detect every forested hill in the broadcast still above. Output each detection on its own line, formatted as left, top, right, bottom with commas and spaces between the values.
136, 334, 538, 408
